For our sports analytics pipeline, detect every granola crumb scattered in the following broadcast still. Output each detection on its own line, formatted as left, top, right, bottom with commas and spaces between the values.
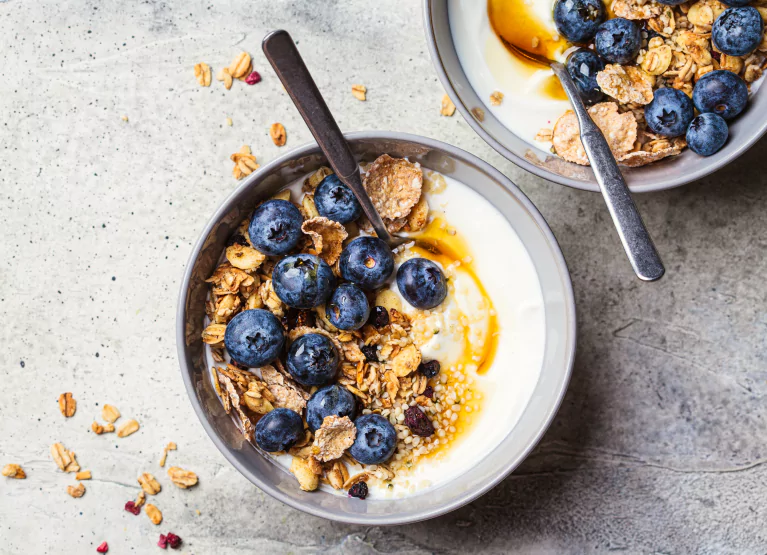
121, 115, 129, 122
102, 404, 121, 423
67, 482, 86, 498
51, 443, 80, 472
117, 419, 140, 438
290, 457, 319, 491
138, 472, 162, 495
230, 145, 259, 180
440, 94, 456, 116
159, 442, 177, 467
2, 464, 26, 479
270, 123, 287, 147
194, 63, 211, 87
75, 470, 92, 480
228, 52, 252, 79
167, 466, 198, 489
91, 421, 115, 434
225, 117, 233, 126
58, 392, 76, 417
216, 67, 233, 90
351, 84, 367, 101
489, 90, 504, 106
145, 503, 163, 525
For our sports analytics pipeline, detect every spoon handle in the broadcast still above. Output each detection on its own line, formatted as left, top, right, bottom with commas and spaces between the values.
551, 62, 665, 282
262, 29, 396, 245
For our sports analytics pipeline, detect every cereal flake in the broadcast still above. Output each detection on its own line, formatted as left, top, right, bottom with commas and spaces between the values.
301, 217, 348, 265
596, 65, 654, 105
362, 155, 423, 220
313, 415, 356, 462
552, 102, 637, 165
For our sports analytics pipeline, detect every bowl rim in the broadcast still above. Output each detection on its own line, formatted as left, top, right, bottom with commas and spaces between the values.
422, 0, 767, 193
176, 131, 577, 524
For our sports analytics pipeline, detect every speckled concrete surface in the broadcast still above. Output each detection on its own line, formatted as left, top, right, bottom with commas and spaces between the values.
1, 1, 766, 553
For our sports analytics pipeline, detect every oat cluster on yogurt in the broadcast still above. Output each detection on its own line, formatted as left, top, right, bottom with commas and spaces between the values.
201, 156, 483, 498
531, 0, 767, 165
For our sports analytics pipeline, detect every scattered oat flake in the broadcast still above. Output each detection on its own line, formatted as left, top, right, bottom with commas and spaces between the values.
117, 419, 140, 438
489, 90, 504, 106
96, 542, 109, 553
351, 84, 367, 101
159, 442, 177, 467
301, 217, 348, 265
2, 464, 25, 479
121, 115, 129, 122
91, 421, 115, 434
67, 482, 86, 498
313, 415, 356, 462
145, 503, 163, 525
392, 344, 422, 377
76, 470, 92, 480
58, 392, 76, 417
167, 466, 198, 489
138, 472, 162, 495
102, 404, 121, 423
362, 154, 423, 220
440, 94, 456, 116
552, 102, 637, 165
226, 117, 233, 126
228, 51, 252, 79
216, 67, 233, 90
194, 63, 211, 87
51, 443, 80, 472
270, 123, 287, 147
535, 128, 554, 142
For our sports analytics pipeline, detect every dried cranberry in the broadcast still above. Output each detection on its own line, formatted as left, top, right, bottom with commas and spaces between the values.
423, 385, 434, 398
361, 344, 378, 362
166, 532, 182, 549
417, 360, 440, 379
368, 306, 389, 328
245, 71, 262, 85
404, 406, 435, 437
348, 481, 368, 499
158, 534, 168, 549
96, 542, 109, 553
124, 500, 140, 515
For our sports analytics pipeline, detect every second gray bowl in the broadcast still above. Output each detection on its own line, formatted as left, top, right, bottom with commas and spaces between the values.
424, 0, 767, 193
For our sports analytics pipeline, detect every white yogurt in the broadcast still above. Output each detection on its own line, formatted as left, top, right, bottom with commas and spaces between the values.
205, 168, 547, 498
449, 0, 570, 150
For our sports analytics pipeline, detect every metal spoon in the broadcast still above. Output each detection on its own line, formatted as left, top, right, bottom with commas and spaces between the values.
507, 41, 664, 281
262, 29, 408, 249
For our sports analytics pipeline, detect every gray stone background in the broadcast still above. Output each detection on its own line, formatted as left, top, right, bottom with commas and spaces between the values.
1, 0, 765, 553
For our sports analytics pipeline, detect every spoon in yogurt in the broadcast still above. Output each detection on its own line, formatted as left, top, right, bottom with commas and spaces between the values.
496, 9, 665, 282
262, 29, 408, 249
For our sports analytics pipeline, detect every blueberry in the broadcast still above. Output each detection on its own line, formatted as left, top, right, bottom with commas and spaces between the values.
224, 309, 285, 367
396, 258, 447, 310
313, 175, 362, 224
594, 18, 641, 64
339, 237, 395, 291
721, 0, 752, 6
553, 0, 606, 44
692, 70, 749, 120
655, 0, 687, 5
686, 113, 729, 156
565, 48, 606, 105
272, 253, 335, 309
349, 414, 397, 465
306, 384, 357, 432
248, 200, 303, 256
254, 408, 304, 452
644, 87, 695, 137
326, 283, 370, 331
286, 333, 339, 387
713, 7, 763, 56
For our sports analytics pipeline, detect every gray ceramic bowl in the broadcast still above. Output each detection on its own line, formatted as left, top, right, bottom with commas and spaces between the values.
176, 132, 576, 524
424, 0, 767, 193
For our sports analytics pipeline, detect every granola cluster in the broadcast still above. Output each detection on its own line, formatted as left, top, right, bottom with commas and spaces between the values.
537, 0, 767, 166
201, 157, 485, 495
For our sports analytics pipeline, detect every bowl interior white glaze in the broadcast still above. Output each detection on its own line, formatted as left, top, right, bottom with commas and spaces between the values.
176, 132, 576, 524
424, 0, 767, 193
